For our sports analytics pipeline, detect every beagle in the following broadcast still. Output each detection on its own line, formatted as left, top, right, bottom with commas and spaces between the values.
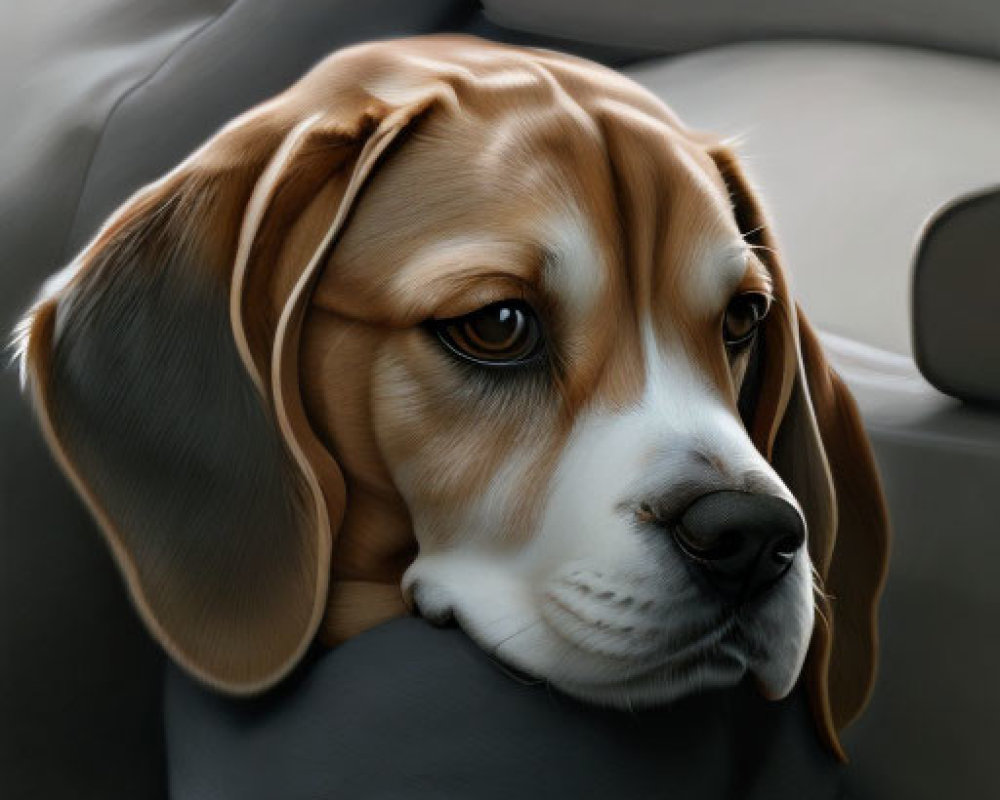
13, 35, 889, 759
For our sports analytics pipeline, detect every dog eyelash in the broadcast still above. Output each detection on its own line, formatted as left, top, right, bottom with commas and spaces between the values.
426, 299, 549, 372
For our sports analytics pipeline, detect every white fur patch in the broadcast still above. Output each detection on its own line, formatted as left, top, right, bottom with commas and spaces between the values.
540, 208, 605, 320
684, 241, 752, 316
405, 318, 813, 707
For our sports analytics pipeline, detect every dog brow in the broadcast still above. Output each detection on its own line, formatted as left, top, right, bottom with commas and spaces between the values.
380, 235, 542, 320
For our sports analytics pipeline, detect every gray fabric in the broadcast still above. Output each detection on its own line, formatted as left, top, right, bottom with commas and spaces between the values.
0, 3, 477, 798
166, 617, 845, 800
822, 333, 1000, 799
4, 3, 1000, 798
624, 42, 1000, 356
913, 186, 1000, 405
0, 1, 234, 330
0, 7, 222, 797
618, 48, 1000, 796
0, 4, 650, 797
484, 0, 1000, 59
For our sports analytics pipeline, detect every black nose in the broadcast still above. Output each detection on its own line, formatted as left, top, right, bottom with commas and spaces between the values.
673, 491, 805, 603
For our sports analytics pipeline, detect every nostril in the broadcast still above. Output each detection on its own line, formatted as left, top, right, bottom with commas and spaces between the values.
771, 534, 803, 565
673, 490, 805, 602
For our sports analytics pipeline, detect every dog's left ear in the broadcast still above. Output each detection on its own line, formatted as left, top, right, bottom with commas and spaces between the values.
14, 60, 439, 694
709, 145, 890, 761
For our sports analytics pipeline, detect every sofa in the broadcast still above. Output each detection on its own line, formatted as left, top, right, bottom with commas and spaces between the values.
2, 2, 997, 797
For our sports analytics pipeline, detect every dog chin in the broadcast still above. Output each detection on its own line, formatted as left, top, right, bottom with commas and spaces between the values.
456, 606, 756, 711
502, 624, 805, 713
403, 552, 812, 711
552, 656, 747, 709
528, 620, 806, 710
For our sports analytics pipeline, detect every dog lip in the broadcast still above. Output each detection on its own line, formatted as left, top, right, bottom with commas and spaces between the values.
549, 638, 750, 705
542, 589, 745, 672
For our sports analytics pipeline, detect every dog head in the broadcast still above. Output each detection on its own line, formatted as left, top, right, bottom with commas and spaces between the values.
15, 36, 888, 758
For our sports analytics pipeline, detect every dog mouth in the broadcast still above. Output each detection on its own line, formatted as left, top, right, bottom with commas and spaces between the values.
538, 571, 770, 662
500, 588, 790, 706
457, 591, 767, 706
406, 561, 807, 708
455, 611, 754, 705
537, 626, 757, 709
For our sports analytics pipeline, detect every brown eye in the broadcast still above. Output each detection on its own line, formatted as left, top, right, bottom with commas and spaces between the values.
435, 300, 543, 365
723, 293, 769, 347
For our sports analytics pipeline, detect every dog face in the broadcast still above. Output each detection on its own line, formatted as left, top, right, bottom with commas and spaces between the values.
306, 101, 810, 706
15, 36, 888, 758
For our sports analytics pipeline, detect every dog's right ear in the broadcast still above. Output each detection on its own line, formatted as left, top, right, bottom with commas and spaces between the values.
708, 143, 890, 760
13, 55, 441, 694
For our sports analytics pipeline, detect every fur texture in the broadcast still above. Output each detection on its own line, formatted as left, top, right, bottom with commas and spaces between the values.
14, 36, 889, 759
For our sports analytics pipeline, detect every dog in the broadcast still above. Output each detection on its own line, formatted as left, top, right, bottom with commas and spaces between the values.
14, 35, 888, 759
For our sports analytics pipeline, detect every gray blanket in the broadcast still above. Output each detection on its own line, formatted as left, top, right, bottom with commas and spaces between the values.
166, 617, 847, 800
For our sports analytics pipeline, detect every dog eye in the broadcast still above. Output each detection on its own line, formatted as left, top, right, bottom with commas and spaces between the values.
723, 293, 769, 347
434, 300, 543, 365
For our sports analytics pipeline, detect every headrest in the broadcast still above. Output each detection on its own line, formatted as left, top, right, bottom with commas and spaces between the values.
913, 186, 1000, 406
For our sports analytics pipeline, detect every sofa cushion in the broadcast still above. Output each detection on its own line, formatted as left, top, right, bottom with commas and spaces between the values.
0, 3, 480, 798
484, 0, 1000, 58
819, 333, 1000, 800
624, 43, 1000, 798
624, 42, 1000, 356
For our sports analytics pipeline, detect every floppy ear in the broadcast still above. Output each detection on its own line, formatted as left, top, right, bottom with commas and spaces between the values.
14, 74, 438, 694
783, 309, 891, 760
710, 145, 890, 760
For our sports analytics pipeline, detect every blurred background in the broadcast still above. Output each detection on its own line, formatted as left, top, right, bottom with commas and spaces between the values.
2, 2, 998, 798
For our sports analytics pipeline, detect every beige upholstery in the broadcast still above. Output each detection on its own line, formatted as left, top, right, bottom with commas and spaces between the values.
625, 42, 1000, 356
4, 6, 999, 797
625, 43, 1000, 799
485, 0, 1000, 60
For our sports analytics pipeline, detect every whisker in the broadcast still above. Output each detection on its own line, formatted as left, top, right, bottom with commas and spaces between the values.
810, 564, 834, 600
813, 598, 831, 634
810, 565, 834, 633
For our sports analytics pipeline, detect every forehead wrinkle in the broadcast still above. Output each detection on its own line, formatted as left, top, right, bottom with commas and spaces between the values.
539, 55, 685, 129
476, 106, 601, 195
381, 235, 542, 319
594, 97, 675, 142
533, 60, 602, 140
474, 67, 543, 91
464, 63, 611, 199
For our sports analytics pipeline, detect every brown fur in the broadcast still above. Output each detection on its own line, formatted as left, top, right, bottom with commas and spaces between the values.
17, 36, 888, 757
